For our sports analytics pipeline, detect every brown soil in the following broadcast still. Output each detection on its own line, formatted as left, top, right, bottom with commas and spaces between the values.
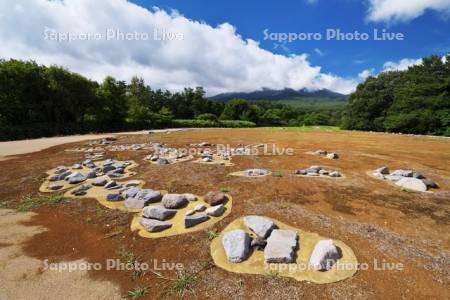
0, 128, 449, 299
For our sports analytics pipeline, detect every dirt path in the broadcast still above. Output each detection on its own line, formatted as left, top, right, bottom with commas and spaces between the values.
0, 209, 122, 300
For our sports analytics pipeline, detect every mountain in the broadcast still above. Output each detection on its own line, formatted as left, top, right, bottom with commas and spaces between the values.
209, 88, 348, 102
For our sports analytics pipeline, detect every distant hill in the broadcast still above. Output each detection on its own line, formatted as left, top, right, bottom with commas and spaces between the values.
209, 88, 348, 102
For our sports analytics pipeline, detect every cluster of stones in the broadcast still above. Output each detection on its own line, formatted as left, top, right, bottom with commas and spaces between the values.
106, 143, 154, 152
144, 143, 189, 165
306, 149, 339, 160
138, 191, 229, 232
372, 167, 438, 192
88, 137, 117, 146
47, 159, 133, 191
222, 216, 341, 271
244, 169, 270, 177
295, 165, 341, 177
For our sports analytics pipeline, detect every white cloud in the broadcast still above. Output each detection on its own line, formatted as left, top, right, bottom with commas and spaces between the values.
382, 58, 423, 71
358, 69, 375, 80
0, 0, 358, 95
367, 0, 450, 23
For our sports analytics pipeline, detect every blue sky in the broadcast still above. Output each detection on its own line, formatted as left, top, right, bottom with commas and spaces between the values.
134, 0, 450, 77
1, 0, 449, 95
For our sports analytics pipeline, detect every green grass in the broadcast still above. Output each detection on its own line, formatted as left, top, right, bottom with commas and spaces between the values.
17, 194, 65, 212
206, 230, 220, 240
117, 247, 137, 265
263, 126, 341, 132
163, 271, 200, 299
128, 287, 149, 300
272, 171, 283, 177
220, 187, 230, 193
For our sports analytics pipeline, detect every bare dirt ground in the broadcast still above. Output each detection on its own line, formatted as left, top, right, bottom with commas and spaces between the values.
0, 128, 449, 299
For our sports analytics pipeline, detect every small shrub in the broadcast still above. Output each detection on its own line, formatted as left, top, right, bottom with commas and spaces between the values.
128, 287, 149, 300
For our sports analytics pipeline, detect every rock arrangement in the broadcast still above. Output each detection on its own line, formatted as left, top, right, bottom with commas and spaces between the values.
306, 149, 339, 160
372, 167, 438, 192
144, 144, 192, 165
216, 216, 350, 281
295, 166, 342, 178
41, 159, 136, 192
133, 191, 231, 236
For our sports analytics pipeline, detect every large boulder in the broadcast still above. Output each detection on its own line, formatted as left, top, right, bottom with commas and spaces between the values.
244, 215, 276, 238
122, 187, 140, 199
142, 206, 176, 221
309, 239, 341, 271
66, 172, 87, 184
264, 230, 298, 263
136, 189, 163, 203
222, 230, 251, 263
204, 191, 228, 206
92, 177, 107, 186
140, 218, 172, 232
184, 214, 209, 228
161, 194, 188, 209
205, 204, 225, 217
395, 177, 427, 192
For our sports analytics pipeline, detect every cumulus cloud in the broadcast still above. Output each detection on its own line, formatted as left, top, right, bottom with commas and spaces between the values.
358, 69, 375, 80
0, 0, 358, 95
382, 58, 423, 71
367, 0, 450, 23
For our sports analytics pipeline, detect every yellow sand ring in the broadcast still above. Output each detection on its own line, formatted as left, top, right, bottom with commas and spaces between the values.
39, 160, 139, 193
228, 170, 272, 177
131, 195, 233, 239
210, 217, 358, 284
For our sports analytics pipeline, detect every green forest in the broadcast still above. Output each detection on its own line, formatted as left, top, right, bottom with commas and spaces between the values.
0, 54, 449, 141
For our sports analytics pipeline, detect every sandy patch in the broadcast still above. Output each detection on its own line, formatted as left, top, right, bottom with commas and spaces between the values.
0, 209, 122, 300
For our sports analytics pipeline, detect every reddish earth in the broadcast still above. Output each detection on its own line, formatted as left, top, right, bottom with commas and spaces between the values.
0, 128, 449, 299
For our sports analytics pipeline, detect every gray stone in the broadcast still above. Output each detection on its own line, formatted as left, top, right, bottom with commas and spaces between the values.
66, 172, 87, 184
205, 204, 225, 217
142, 206, 177, 221
244, 215, 276, 239
122, 187, 140, 199
106, 193, 123, 202
202, 157, 213, 162
376, 167, 390, 175
106, 170, 124, 178
246, 169, 269, 176
329, 171, 341, 177
102, 165, 116, 173
184, 214, 209, 228
86, 171, 97, 179
264, 230, 298, 263
391, 169, 413, 177
124, 198, 146, 209
204, 191, 228, 206
222, 230, 251, 263
72, 163, 82, 169
92, 178, 107, 186
306, 165, 322, 173
306, 172, 319, 176
184, 193, 197, 202
48, 184, 63, 190
104, 181, 118, 189
319, 169, 329, 175
422, 179, 438, 188
193, 204, 206, 212
412, 172, 425, 179
326, 152, 339, 159
140, 218, 172, 232
395, 177, 427, 192
50, 171, 72, 181
185, 209, 195, 216
309, 239, 340, 271
157, 158, 170, 165
55, 166, 68, 174
162, 194, 188, 209
135, 189, 162, 203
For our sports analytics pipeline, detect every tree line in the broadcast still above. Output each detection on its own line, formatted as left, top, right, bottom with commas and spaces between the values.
0, 59, 340, 140
341, 55, 450, 136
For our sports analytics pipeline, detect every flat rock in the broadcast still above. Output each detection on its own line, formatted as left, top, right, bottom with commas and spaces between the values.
376, 167, 390, 175
222, 229, 251, 263
122, 187, 140, 199
193, 204, 206, 212
142, 206, 176, 221
92, 178, 107, 186
185, 209, 195, 216
246, 169, 269, 176
140, 218, 172, 232
244, 215, 276, 239
106, 193, 124, 202
264, 230, 298, 263
48, 184, 63, 190
161, 194, 188, 209
184, 193, 197, 201
204, 191, 228, 206
309, 239, 340, 271
136, 189, 163, 203
124, 198, 145, 209
184, 214, 209, 228
205, 204, 225, 217
66, 172, 87, 184
157, 158, 170, 165
104, 181, 118, 189
395, 177, 427, 192
85, 171, 97, 179
329, 171, 341, 177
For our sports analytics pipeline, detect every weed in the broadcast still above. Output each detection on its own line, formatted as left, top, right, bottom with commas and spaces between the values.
220, 187, 230, 192
17, 194, 65, 212
128, 287, 149, 300
163, 271, 200, 299
206, 229, 219, 240
117, 247, 137, 264
272, 171, 283, 178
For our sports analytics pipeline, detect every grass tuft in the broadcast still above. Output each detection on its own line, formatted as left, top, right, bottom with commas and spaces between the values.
206, 229, 220, 240
163, 271, 200, 299
220, 187, 230, 193
128, 287, 149, 300
17, 194, 65, 212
